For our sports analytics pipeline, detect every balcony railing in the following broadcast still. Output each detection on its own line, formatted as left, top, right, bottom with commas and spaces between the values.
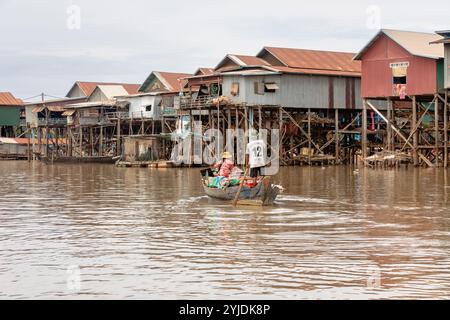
37, 118, 67, 126
179, 95, 219, 109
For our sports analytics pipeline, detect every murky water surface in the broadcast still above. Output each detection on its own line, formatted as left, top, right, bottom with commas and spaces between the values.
0, 162, 449, 299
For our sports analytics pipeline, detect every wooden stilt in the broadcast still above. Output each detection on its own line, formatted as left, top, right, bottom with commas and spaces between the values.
278, 108, 283, 159
79, 126, 83, 158
99, 126, 103, 156
412, 96, 419, 166
308, 108, 311, 165
258, 106, 262, 133
335, 108, 339, 164
362, 99, 368, 161
435, 96, 440, 166
387, 97, 392, 151
445, 90, 449, 168
116, 114, 121, 157
89, 127, 94, 156
27, 127, 31, 162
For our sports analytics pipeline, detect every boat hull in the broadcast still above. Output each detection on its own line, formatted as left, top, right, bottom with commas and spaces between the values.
202, 178, 280, 205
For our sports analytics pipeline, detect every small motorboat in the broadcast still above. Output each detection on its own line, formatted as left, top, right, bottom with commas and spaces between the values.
201, 169, 282, 206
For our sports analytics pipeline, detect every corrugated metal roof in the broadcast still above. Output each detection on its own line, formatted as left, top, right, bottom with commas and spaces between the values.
268, 66, 361, 77
220, 65, 361, 77
62, 110, 76, 116
32, 106, 46, 113
74, 81, 140, 97
260, 47, 361, 73
0, 92, 23, 106
65, 101, 117, 109
25, 97, 87, 107
354, 29, 444, 60
215, 54, 270, 71
232, 55, 270, 66
47, 106, 65, 112
221, 68, 279, 76
154, 71, 192, 92
194, 68, 216, 76
94, 85, 129, 100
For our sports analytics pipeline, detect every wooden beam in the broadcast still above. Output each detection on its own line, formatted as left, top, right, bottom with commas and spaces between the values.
362, 99, 368, 160
435, 95, 440, 166
445, 90, 449, 168
401, 99, 433, 151
367, 101, 434, 167
387, 97, 392, 151
281, 107, 321, 152
412, 96, 419, 166
308, 108, 312, 165
335, 108, 339, 162
99, 126, 103, 156
116, 114, 121, 157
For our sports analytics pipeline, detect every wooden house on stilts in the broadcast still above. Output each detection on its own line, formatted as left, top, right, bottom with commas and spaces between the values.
354, 29, 449, 167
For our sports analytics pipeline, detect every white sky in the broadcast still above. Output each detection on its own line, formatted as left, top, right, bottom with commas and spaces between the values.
0, 0, 449, 99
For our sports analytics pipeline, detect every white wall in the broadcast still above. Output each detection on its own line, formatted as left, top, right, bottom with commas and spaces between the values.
25, 105, 38, 127
126, 96, 156, 119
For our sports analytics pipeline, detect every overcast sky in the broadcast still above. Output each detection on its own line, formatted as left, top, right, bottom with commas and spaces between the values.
0, 0, 449, 100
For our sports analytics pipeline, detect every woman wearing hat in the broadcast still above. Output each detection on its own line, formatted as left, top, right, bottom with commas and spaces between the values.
214, 151, 235, 178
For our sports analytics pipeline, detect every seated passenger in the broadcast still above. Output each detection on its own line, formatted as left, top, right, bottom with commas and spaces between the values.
215, 152, 235, 178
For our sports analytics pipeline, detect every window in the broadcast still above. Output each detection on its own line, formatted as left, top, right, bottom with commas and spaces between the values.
145, 105, 152, 112
391, 62, 408, 85
231, 82, 240, 96
254, 82, 265, 95
264, 83, 279, 93
393, 76, 407, 84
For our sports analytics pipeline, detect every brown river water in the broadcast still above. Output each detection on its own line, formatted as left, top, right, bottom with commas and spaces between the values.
0, 161, 449, 299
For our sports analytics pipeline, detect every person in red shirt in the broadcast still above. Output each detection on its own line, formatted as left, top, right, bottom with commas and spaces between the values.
214, 152, 235, 178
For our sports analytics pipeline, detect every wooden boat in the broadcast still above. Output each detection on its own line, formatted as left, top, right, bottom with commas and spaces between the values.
201, 170, 282, 206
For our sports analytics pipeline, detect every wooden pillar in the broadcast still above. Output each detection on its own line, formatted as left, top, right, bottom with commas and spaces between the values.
412, 96, 419, 166
116, 115, 121, 157
308, 108, 311, 165
129, 114, 132, 136
362, 99, 368, 160
55, 128, 59, 159
216, 104, 222, 160
387, 97, 392, 151
89, 126, 94, 156
258, 106, 262, 132
140, 111, 144, 135
79, 126, 83, 158
99, 126, 103, 157
279, 107, 283, 163
435, 96, 440, 166
208, 108, 212, 131
37, 127, 42, 156
335, 108, 339, 163
68, 127, 72, 157
27, 127, 31, 162
445, 90, 449, 168
189, 109, 194, 133
227, 107, 231, 151
244, 106, 248, 133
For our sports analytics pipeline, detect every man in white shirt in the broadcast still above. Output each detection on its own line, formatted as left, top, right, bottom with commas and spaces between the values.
246, 128, 266, 178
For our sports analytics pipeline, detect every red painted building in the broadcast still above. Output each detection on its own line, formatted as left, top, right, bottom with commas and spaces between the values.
354, 29, 445, 99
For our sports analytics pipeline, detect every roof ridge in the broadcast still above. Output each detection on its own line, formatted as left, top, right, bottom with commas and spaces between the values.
264, 46, 357, 55
381, 28, 439, 36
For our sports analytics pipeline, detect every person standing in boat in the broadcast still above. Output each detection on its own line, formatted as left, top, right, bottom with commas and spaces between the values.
246, 128, 266, 179
213, 151, 235, 178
